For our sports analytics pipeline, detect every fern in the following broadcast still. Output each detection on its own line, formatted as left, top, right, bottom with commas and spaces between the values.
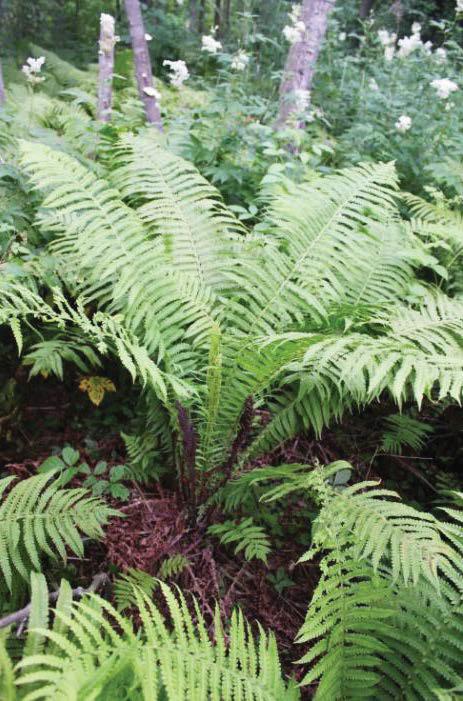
208, 518, 271, 563
0, 473, 117, 589
114, 568, 158, 612
279, 463, 463, 700
12, 581, 299, 700
381, 413, 433, 454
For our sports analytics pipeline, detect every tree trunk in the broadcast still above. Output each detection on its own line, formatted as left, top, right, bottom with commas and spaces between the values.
276, 0, 335, 130
214, 0, 221, 30
97, 13, 116, 122
198, 0, 206, 35
359, 0, 375, 19
223, 0, 231, 35
189, 0, 198, 32
124, 0, 162, 129
0, 59, 5, 108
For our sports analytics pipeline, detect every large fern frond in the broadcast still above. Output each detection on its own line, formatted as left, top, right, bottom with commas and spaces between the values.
14, 582, 299, 700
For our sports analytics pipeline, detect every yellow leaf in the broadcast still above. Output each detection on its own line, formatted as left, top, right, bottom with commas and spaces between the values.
79, 376, 116, 406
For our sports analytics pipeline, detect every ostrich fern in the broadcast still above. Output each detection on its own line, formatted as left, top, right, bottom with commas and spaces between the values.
4, 132, 462, 506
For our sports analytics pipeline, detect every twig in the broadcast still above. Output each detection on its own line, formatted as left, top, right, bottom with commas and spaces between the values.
0, 572, 108, 631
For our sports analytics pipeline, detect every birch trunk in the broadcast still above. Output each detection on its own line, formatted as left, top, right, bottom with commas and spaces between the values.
124, 0, 162, 129
276, 0, 335, 130
97, 13, 116, 122
0, 59, 5, 108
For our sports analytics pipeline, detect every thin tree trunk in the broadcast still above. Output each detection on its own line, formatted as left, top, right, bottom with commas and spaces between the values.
214, 0, 221, 30
359, 0, 375, 19
223, 0, 231, 35
0, 59, 5, 108
97, 13, 116, 122
189, 0, 198, 32
276, 0, 335, 130
124, 0, 162, 129
198, 0, 206, 35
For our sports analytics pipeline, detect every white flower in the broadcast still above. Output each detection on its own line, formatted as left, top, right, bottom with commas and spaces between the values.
384, 46, 395, 61
395, 115, 412, 132
27, 56, 45, 72
201, 35, 222, 54
231, 50, 250, 71
397, 32, 422, 58
145, 33, 153, 41
377, 29, 397, 60
457, 0, 463, 13
411, 22, 422, 34
339, 32, 346, 41
143, 86, 161, 100
431, 78, 459, 99
22, 56, 46, 84
368, 77, 380, 92
163, 59, 189, 88
423, 40, 433, 54
377, 29, 396, 47
283, 20, 305, 44
289, 4, 302, 24
435, 47, 447, 63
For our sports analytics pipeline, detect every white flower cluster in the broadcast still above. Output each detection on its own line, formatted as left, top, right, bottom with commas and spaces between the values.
395, 115, 412, 132
457, 0, 463, 13
283, 4, 305, 44
377, 29, 397, 61
202, 35, 222, 54
435, 47, 447, 64
378, 23, 447, 62
231, 50, 250, 71
430, 78, 459, 99
397, 23, 432, 58
22, 56, 46, 84
163, 59, 189, 88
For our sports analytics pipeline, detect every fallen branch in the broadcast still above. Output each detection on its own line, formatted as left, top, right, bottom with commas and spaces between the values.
0, 572, 108, 631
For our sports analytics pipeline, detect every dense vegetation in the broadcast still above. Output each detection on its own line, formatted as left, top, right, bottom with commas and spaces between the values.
1, 0, 463, 699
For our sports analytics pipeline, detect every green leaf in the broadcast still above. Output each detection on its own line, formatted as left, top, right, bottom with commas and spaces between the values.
61, 447, 80, 467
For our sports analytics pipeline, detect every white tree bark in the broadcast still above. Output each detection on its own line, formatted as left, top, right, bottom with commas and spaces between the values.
124, 0, 163, 130
276, 0, 335, 130
0, 59, 5, 107
97, 13, 116, 122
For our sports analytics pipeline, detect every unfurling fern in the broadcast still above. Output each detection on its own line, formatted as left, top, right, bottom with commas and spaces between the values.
0, 473, 118, 589
8, 579, 299, 701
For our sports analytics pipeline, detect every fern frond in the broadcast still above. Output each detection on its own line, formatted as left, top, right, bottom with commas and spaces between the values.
208, 518, 271, 562
381, 414, 433, 454
0, 473, 117, 589
14, 582, 299, 700
111, 131, 242, 290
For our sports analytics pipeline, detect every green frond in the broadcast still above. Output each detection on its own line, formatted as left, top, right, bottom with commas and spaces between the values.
0, 473, 118, 589
14, 582, 299, 700
380, 414, 433, 454
208, 518, 271, 562
114, 568, 158, 612
111, 131, 242, 291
